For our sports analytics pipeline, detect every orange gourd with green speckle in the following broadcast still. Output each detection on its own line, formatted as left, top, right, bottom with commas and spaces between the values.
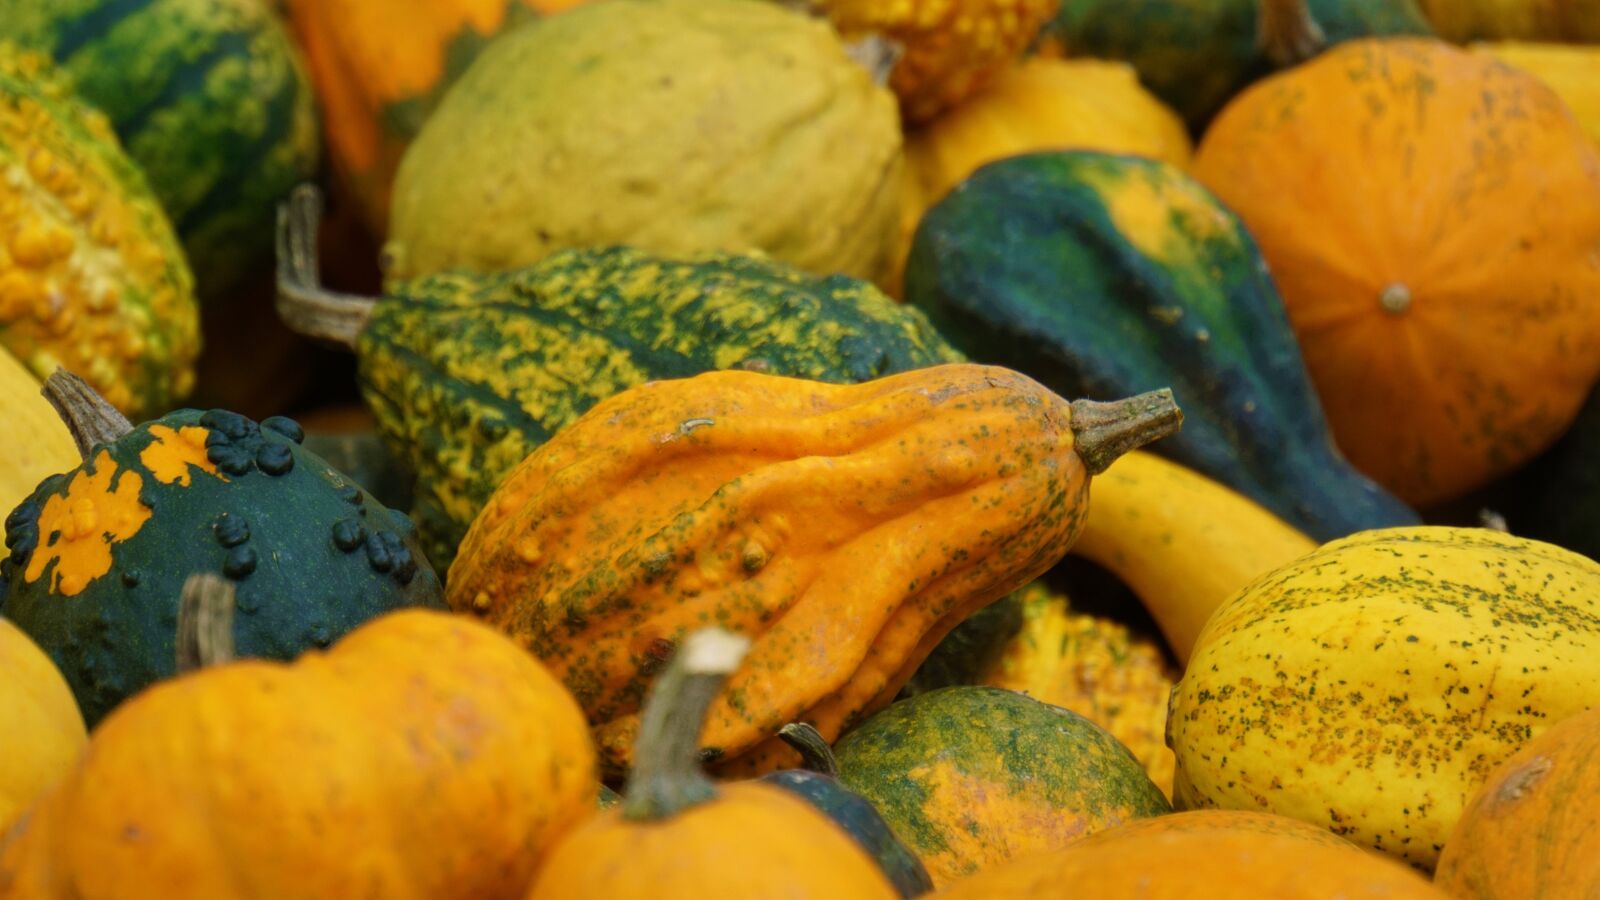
446, 363, 1182, 776
1170, 526, 1600, 870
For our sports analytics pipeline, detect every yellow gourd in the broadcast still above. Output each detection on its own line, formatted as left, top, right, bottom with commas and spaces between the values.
1473, 42, 1600, 146
0, 347, 78, 545
0, 618, 86, 830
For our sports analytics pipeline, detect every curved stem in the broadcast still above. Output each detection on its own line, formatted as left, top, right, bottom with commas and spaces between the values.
176, 573, 237, 673
777, 722, 840, 777
1071, 389, 1183, 476
42, 369, 133, 459
1258, 0, 1326, 67
275, 183, 375, 350
844, 35, 903, 87
621, 628, 751, 822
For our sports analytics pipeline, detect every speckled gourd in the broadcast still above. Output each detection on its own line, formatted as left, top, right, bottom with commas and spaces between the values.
1169, 526, 1600, 870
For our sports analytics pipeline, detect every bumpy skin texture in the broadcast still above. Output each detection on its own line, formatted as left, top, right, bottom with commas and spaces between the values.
0, 409, 445, 726
447, 364, 1091, 776
528, 782, 897, 900
762, 770, 934, 898
0, 349, 77, 548
360, 246, 963, 574
1170, 526, 1600, 870
3, 0, 320, 299
284, 0, 584, 232
386, 0, 902, 284
0, 47, 198, 419
978, 582, 1177, 797
1194, 39, 1600, 506
936, 810, 1451, 899
1474, 42, 1600, 146
1436, 706, 1600, 899
817, 0, 1061, 123
0, 619, 85, 831
1070, 450, 1316, 663
832, 686, 1170, 888
1417, 0, 1600, 40
1038, 0, 1433, 130
904, 151, 1417, 541
0, 610, 599, 900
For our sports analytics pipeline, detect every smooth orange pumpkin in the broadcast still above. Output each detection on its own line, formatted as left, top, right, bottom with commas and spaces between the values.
1435, 706, 1600, 898
937, 810, 1454, 899
0, 619, 85, 831
0, 576, 598, 899
1194, 38, 1600, 505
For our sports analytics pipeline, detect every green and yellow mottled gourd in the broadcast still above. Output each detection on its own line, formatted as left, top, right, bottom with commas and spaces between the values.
446, 362, 1183, 777
1170, 527, 1600, 870
277, 187, 963, 573
0, 45, 198, 419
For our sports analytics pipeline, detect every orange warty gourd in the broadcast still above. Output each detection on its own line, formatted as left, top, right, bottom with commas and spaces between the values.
0, 576, 598, 900
446, 363, 1182, 776
1435, 706, 1600, 898
0, 619, 85, 831
936, 810, 1454, 899
1194, 38, 1600, 506
527, 629, 898, 900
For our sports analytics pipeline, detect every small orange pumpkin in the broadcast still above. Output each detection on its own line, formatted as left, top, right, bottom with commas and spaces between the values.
1194, 38, 1600, 505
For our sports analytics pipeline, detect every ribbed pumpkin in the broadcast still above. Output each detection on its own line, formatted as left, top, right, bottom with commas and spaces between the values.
0, 347, 77, 547
1, 373, 444, 727
446, 363, 1182, 776
385, 0, 903, 285
0, 45, 198, 419
812, 0, 1061, 123
1194, 39, 1600, 506
1474, 41, 1600, 146
4, 0, 320, 299
1435, 705, 1600, 898
283, 0, 587, 232
893, 57, 1191, 294
937, 810, 1453, 899
0, 576, 598, 899
528, 629, 898, 900
0, 618, 85, 831
1417, 0, 1600, 40
1170, 527, 1600, 870
832, 686, 1171, 888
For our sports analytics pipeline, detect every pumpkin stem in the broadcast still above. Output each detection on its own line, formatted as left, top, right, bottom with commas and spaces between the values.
42, 369, 133, 459
1070, 389, 1183, 476
621, 628, 752, 822
1258, 0, 1326, 66
176, 573, 237, 673
275, 183, 374, 350
777, 722, 840, 777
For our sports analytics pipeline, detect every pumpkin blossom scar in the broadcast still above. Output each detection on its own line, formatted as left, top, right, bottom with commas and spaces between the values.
23, 450, 151, 596
139, 424, 224, 486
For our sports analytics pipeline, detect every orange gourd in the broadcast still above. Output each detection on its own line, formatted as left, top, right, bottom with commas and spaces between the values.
446, 363, 1182, 776
1194, 38, 1600, 505
1474, 41, 1600, 146
0, 576, 598, 899
1435, 706, 1600, 898
936, 810, 1453, 899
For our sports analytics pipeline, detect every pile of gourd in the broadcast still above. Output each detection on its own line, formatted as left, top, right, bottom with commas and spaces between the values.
2, 0, 1600, 897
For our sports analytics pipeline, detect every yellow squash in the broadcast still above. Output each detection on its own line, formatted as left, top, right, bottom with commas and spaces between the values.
1169, 526, 1600, 871
1069, 450, 1316, 665
0, 347, 77, 544
0, 618, 86, 830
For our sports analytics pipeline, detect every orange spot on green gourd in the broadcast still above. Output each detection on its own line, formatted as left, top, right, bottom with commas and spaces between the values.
24, 451, 151, 596
139, 425, 222, 486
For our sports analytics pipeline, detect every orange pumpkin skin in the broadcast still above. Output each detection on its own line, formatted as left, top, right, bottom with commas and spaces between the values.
1435, 707, 1600, 899
0, 610, 597, 899
1193, 38, 1600, 506
448, 364, 1178, 776
936, 810, 1453, 899
283, 0, 589, 231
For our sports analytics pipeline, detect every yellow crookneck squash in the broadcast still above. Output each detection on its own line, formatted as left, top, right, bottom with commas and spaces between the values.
0, 575, 598, 899
446, 363, 1183, 776
1194, 38, 1600, 506
0, 347, 77, 546
0, 618, 85, 831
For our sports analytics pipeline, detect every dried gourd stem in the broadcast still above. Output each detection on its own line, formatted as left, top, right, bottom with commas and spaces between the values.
1479, 509, 1511, 534
175, 573, 237, 673
1258, 0, 1326, 66
844, 34, 904, 87
777, 722, 840, 777
275, 183, 375, 350
42, 369, 133, 459
1070, 389, 1183, 476
622, 628, 752, 822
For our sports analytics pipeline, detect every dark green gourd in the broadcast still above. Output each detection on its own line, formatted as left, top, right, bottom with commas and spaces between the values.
903, 152, 1418, 541
277, 187, 965, 573
0, 373, 444, 727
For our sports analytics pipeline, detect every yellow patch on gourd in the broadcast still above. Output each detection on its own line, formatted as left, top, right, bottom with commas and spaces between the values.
1088, 165, 1235, 267
138, 425, 220, 486
24, 451, 151, 596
